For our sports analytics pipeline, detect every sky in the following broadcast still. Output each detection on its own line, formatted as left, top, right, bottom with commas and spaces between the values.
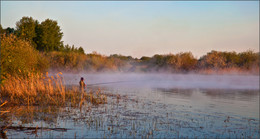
1, 1, 259, 58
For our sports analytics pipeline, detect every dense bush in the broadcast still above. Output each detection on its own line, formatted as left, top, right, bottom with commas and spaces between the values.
237, 51, 259, 70
45, 51, 129, 72
85, 52, 129, 72
198, 51, 227, 69
45, 51, 86, 72
0, 34, 48, 81
198, 50, 259, 71
143, 52, 197, 72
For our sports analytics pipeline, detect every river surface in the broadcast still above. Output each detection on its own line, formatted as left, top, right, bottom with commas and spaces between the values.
2, 73, 259, 138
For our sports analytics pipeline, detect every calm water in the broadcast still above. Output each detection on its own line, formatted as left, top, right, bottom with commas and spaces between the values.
2, 74, 259, 138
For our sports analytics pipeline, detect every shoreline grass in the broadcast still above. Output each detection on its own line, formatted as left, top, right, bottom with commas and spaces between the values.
0, 72, 107, 107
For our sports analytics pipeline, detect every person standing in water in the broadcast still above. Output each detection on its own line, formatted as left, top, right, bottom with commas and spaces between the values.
79, 77, 86, 91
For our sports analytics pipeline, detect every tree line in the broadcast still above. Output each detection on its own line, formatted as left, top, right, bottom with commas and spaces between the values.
1, 16, 259, 81
140, 51, 259, 73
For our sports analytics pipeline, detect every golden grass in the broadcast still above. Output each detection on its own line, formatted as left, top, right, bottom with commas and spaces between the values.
0, 101, 9, 115
0, 72, 107, 107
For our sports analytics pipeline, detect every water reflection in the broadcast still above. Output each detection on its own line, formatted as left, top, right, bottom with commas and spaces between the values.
155, 88, 259, 119
157, 88, 259, 102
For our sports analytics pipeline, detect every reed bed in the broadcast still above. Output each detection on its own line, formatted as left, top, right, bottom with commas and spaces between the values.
0, 72, 107, 107
0, 72, 108, 138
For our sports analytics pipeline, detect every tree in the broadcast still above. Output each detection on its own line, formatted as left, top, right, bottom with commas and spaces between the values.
199, 50, 226, 69
165, 54, 177, 68
140, 56, 151, 62
0, 25, 15, 35
238, 50, 258, 69
176, 52, 197, 71
34, 19, 63, 52
222, 51, 239, 68
15, 16, 36, 45
153, 54, 165, 66
78, 47, 85, 54
5, 27, 15, 35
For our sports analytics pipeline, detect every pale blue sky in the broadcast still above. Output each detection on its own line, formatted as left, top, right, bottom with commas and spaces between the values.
1, 1, 259, 58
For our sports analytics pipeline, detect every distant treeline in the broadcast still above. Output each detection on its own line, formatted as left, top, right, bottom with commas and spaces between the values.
1, 16, 259, 82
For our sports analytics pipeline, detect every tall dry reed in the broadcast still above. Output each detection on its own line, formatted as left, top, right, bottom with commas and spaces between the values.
0, 72, 107, 107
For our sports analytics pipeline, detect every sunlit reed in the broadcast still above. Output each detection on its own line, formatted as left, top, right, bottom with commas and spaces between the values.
0, 72, 107, 107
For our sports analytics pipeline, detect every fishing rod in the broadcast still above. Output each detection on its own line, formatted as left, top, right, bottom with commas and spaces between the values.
86, 79, 150, 86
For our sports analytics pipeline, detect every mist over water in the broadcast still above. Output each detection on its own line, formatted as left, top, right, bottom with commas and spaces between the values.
4, 73, 258, 138
60, 73, 259, 116
62, 73, 259, 119
62, 73, 259, 90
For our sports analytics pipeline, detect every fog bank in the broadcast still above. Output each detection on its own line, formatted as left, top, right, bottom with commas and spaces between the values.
60, 73, 259, 90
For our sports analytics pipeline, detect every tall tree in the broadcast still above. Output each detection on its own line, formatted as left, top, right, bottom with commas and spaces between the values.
15, 16, 37, 45
78, 46, 85, 54
35, 19, 63, 51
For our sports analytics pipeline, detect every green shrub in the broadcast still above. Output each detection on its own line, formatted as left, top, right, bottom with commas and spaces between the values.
0, 34, 48, 82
